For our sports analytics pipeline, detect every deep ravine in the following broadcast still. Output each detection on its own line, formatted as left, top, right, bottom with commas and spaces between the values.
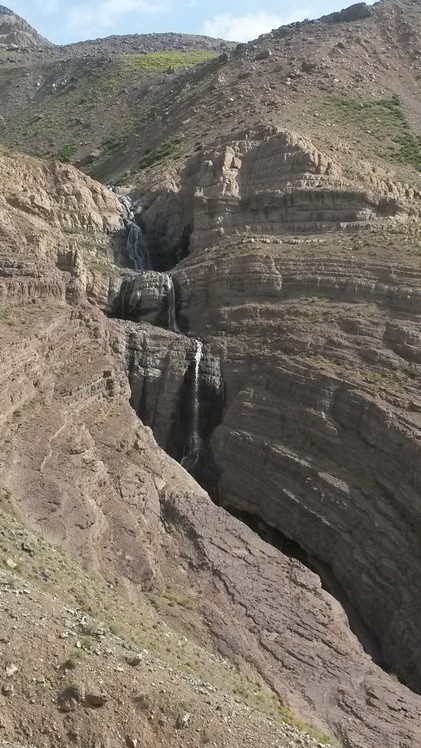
110, 217, 398, 688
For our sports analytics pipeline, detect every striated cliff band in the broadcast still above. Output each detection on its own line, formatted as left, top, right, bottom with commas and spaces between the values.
1, 2, 421, 748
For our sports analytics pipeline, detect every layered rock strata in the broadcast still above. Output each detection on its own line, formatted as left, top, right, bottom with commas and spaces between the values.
1, 148, 421, 748
139, 126, 416, 259
0, 152, 125, 306
119, 127, 421, 703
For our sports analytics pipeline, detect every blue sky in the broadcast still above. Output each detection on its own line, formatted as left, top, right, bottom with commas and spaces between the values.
10, 0, 369, 44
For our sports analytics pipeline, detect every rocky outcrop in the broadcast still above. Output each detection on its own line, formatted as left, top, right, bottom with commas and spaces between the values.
0, 6, 53, 49
323, 2, 373, 23
126, 322, 191, 453
59, 32, 233, 59
0, 152, 125, 306
0, 156, 123, 234
139, 126, 415, 259
113, 271, 176, 325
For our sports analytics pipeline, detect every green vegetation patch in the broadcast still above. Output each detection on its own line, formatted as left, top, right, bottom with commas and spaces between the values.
123, 50, 216, 73
0, 307, 16, 327
101, 135, 123, 153
137, 133, 185, 170
318, 95, 421, 171
161, 586, 195, 610
56, 143, 79, 163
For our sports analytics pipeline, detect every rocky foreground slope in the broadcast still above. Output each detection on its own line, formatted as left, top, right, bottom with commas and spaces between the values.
1, 2, 421, 748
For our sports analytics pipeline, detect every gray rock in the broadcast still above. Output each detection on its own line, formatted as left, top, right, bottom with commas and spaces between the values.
125, 738, 138, 748
21, 541, 34, 555
323, 2, 372, 23
255, 49, 272, 60
126, 655, 141, 667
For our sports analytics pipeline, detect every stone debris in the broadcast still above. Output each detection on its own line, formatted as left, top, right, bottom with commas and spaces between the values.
125, 738, 138, 748
176, 711, 191, 729
84, 692, 108, 708
126, 655, 142, 667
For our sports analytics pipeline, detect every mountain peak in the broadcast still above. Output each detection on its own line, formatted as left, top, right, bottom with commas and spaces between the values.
0, 5, 53, 49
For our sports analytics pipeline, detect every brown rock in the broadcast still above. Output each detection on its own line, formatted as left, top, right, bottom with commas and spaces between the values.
84, 692, 108, 708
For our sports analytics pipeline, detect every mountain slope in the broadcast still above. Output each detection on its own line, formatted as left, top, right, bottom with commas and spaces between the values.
0, 0, 420, 185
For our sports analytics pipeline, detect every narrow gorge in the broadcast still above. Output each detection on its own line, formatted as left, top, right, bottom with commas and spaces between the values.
110, 126, 421, 704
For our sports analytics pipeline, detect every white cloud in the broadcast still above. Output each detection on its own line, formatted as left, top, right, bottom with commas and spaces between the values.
201, 10, 309, 42
66, 0, 168, 34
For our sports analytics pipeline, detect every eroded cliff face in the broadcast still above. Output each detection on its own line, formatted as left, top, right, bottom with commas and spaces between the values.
0, 152, 126, 307
0, 6, 53, 49
130, 227, 421, 688
110, 124, 421, 747
2, 141, 421, 748
137, 126, 417, 262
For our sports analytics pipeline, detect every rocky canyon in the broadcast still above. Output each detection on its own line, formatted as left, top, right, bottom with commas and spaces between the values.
0, 2, 421, 748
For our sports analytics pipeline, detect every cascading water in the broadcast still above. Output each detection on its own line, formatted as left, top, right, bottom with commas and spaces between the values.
110, 188, 151, 272
115, 275, 142, 319
111, 187, 203, 472
114, 192, 134, 220
126, 222, 150, 272
162, 274, 180, 333
181, 339, 203, 472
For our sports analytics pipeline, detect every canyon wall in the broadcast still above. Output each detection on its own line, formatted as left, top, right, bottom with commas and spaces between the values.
1, 145, 421, 747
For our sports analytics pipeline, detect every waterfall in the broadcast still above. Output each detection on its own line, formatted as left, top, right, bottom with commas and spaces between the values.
162, 274, 179, 333
126, 222, 150, 272
115, 275, 140, 319
191, 339, 203, 454
109, 188, 150, 272
182, 339, 203, 472
117, 277, 130, 318
110, 186, 135, 220
117, 194, 134, 220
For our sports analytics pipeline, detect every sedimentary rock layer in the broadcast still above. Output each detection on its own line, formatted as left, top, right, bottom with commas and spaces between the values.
139, 126, 417, 258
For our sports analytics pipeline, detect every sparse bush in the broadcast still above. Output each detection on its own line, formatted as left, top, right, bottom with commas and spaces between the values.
79, 635, 96, 651
56, 143, 78, 163
124, 50, 216, 73
62, 650, 83, 671
162, 588, 195, 610
79, 621, 101, 637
